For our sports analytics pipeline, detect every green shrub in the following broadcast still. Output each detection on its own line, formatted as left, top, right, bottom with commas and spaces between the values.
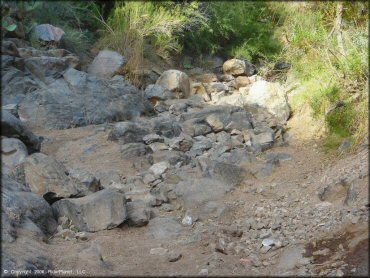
182, 1, 282, 61
277, 2, 368, 150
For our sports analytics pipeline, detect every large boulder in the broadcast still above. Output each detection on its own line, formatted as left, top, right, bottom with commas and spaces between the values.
156, 70, 190, 98
108, 122, 149, 144
1, 137, 28, 174
22, 153, 95, 202
2, 176, 57, 242
223, 58, 256, 77
18, 69, 154, 129
87, 50, 127, 79
241, 80, 291, 123
52, 189, 127, 232
33, 24, 65, 42
1, 110, 42, 153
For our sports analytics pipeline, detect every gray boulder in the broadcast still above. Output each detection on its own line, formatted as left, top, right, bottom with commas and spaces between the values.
144, 84, 174, 102
1, 137, 28, 174
143, 134, 164, 145
121, 143, 152, 158
156, 70, 190, 98
23, 153, 95, 202
126, 200, 151, 227
52, 189, 127, 232
88, 50, 127, 79
108, 122, 149, 144
2, 176, 57, 240
33, 24, 65, 42
1, 110, 42, 153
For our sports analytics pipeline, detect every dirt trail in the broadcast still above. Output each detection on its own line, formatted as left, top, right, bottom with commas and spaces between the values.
33, 122, 369, 276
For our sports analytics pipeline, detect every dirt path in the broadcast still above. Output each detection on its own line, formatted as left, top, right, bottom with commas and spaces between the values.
33, 123, 368, 276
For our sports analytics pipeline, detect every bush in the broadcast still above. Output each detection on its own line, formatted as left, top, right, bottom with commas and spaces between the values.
182, 1, 282, 61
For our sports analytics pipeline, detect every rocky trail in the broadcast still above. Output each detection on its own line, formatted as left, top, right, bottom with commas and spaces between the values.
1, 36, 368, 277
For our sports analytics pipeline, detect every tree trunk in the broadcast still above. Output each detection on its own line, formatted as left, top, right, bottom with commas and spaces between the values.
335, 2, 346, 57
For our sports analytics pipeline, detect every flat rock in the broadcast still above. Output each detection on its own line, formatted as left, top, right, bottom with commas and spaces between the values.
148, 217, 184, 240
52, 189, 127, 232
88, 50, 127, 79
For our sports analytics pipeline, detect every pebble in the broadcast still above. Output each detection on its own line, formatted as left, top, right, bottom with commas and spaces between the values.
150, 247, 168, 256
199, 268, 208, 275
167, 251, 182, 262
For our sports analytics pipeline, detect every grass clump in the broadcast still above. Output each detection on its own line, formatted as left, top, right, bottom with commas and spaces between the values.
95, 1, 205, 87
275, 2, 368, 150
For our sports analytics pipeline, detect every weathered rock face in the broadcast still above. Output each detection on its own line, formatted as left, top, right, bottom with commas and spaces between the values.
156, 70, 191, 98
223, 59, 256, 77
1, 137, 28, 174
241, 80, 291, 123
87, 50, 127, 79
52, 189, 127, 232
23, 153, 96, 202
18, 69, 154, 129
1, 110, 42, 153
33, 24, 65, 42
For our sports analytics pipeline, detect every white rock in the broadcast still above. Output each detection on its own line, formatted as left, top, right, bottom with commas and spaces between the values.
149, 162, 169, 176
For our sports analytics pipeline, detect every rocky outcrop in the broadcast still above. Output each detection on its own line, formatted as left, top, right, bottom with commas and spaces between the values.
18, 69, 154, 129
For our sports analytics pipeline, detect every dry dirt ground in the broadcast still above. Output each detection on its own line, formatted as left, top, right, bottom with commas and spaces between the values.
29, 115, 368, 276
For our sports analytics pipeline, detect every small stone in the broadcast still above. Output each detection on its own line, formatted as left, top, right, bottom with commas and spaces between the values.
199, 268, 208, 275
75, 232, 89, 241
336, 269, 344, 276
149, 162, 169, 176
350, 215, 360, 224
167, 251, 182, 262
260, 245, 271, 254
161, 203, 174, 212
262, 261, 269, 266
150, 247, 168, 256
312, 248, 330, 256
